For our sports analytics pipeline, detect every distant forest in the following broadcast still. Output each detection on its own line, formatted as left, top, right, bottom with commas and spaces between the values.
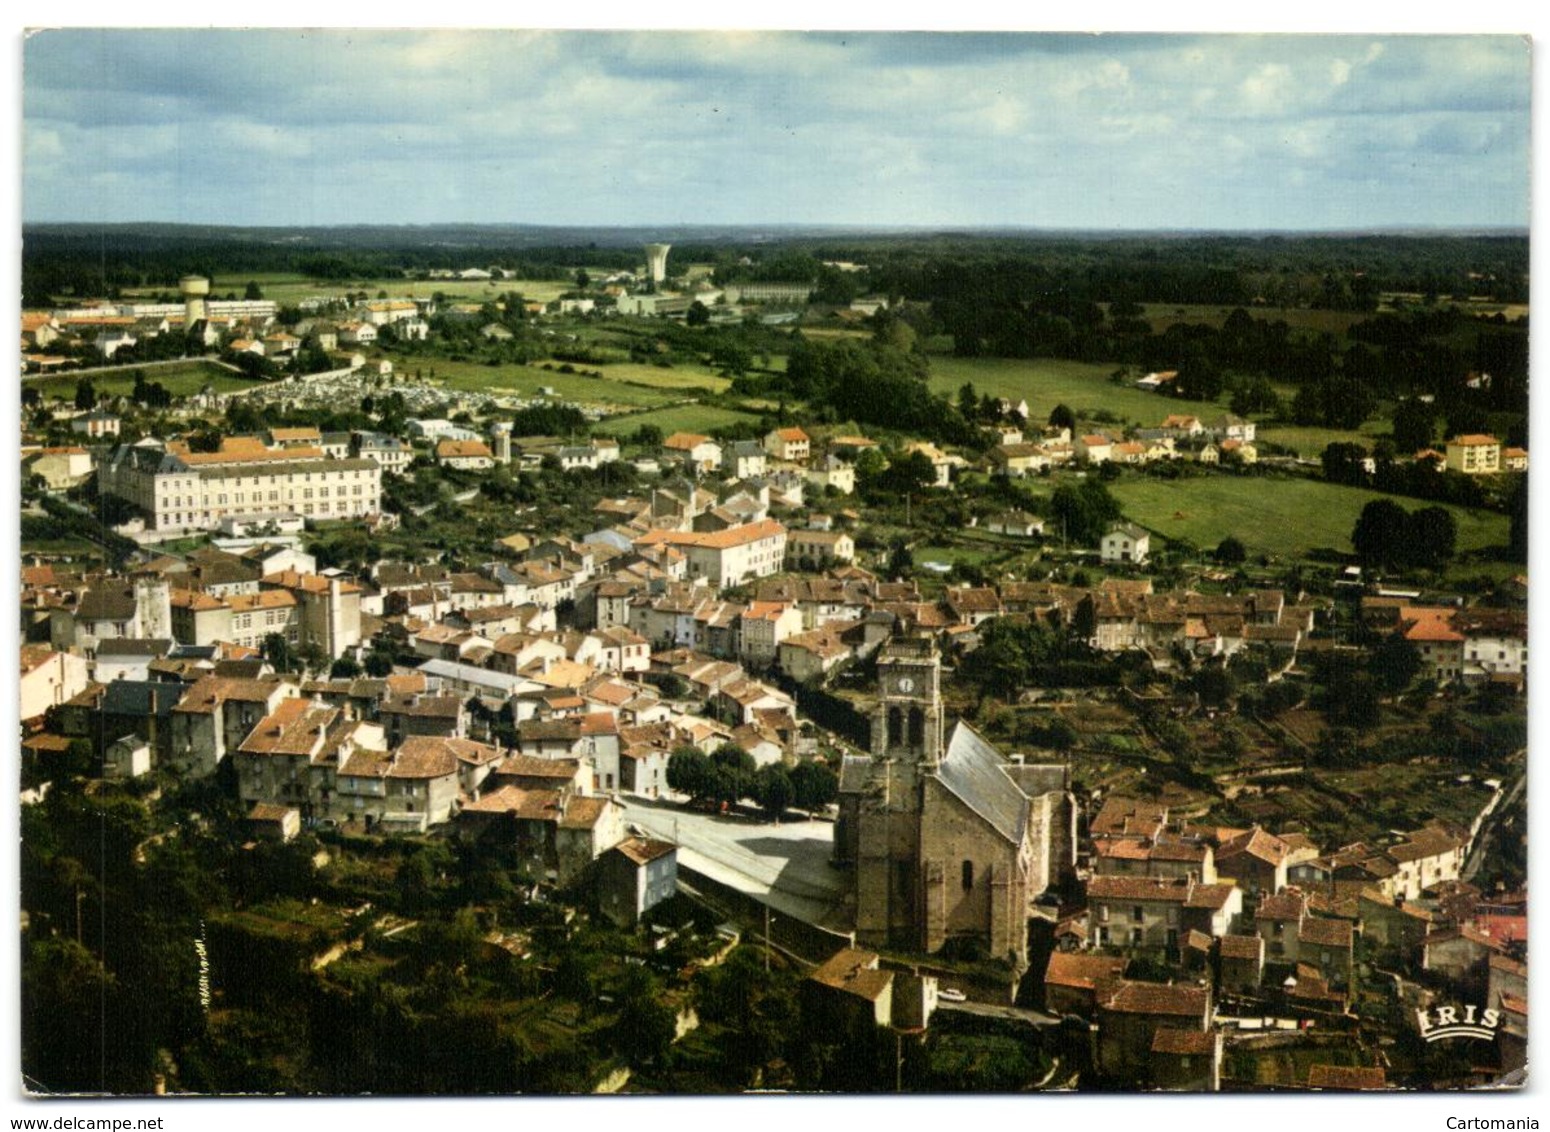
22, 224, 1528, 312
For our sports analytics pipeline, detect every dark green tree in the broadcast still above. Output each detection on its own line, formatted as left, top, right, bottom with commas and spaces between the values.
667, 746, 712, 802
611, 966, 677, 1068
1214, 536, 1247, 565
753, 764, 793, 821
261, 632, 298, 673
789, 760, 838, 814
1409, 506, 1458, 570
1391, 398, 1438, 454
1351, 499, 1411, 569
1371, 633, 1422, 695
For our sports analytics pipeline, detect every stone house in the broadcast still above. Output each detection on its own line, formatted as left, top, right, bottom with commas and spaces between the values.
802, 948, 895, 1033
1217, 933, 1265, 994
1213, 827, 1292, 897
1042, 952, 1127, 1016
597, 837, 679, 926
1149, 1027, 1221, 1092
169, 675, 299, 776
1086, 875, 1242, 954
1094, 980, 1213, 1082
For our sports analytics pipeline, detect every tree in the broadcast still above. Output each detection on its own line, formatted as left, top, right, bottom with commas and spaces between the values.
186, 428, 223, 454
876, 450, 937, 495
1175, 351, 1223, 401
1316, 654, 1381, 728
754, 764, 793, 821
789, 760, 837, 815
1371, 633, 1422, 695
1214, 536, 1247, 565
1321, 442, 1370, 487
261, 632, 298, 674
244, 281, 265, 300
73, 378, 96, 411
686, 300, 710, 327
1188, 665, 1236, 709
329, 656, 362, 679
611, 966, 676, 1068
1409, 506, 1458, 570
1229, 376, 1280, 417
710, 744, 757, 807
1048, 403, 1076, 434
667, 746, 712, 802
1050, 478, 1122, 546
957, 382, 979, 420
1392, 398, 1438, 454
1351, 499, 1411, 569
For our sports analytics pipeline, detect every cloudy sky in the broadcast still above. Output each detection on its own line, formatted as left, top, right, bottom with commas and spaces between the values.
22, 29, 1531, 231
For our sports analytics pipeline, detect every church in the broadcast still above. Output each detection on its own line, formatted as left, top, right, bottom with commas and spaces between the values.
835, 639, 1076, 973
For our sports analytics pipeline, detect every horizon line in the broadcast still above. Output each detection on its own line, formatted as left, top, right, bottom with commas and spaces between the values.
22, 220, 1530, 237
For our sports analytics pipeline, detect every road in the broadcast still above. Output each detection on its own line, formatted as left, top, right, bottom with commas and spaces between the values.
935, 1000, 1062, 1028
1462, 763, 1526, 883
618, 795, 849, 930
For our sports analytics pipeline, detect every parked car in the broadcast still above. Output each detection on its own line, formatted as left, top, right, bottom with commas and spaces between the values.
938, 987, 967, 1002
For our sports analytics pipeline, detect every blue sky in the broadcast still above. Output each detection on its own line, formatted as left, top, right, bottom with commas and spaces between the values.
22, 29, 1531, 231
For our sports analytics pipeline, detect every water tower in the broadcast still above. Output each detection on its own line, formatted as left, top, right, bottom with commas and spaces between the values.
180, 274, 210, 325
489, 422, 513, 466
643, 244, 671, 289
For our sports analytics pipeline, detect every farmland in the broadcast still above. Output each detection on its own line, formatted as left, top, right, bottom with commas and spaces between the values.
414, 358, 720, 408
1107, 473, 1510, 560
591, 403, 761, 438
925, 355, 1203, 427
117, 272, 580, 307
24, 358, 258, 401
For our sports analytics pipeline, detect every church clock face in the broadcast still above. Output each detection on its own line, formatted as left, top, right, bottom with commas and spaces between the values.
897, 676, 915, 694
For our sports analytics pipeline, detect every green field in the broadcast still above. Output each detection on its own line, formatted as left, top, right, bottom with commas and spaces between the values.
584, 362, 731, 393
591, 403, 761, 438
119, 273, 580, 307
1253, 420, 1392, 458
24, 360, 257, 402
420, 359, 679, 408
420, 356, 730, 406
926, 355, 1221, 430
1107, 474, 1509, 560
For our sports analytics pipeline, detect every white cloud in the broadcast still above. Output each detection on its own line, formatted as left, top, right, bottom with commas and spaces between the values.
19, 30, 1532, 229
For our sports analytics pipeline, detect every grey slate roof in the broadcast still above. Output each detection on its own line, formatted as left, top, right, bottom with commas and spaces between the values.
102, 680, 182, 718
933, 721, 1028, 845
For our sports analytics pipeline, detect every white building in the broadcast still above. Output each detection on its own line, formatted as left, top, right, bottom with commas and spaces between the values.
1101, 522, 1151, 565
634, 519, 788, 589
97, 437, 383, 532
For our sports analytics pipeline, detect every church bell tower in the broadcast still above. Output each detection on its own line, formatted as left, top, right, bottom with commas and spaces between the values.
871, 638, 944, 766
